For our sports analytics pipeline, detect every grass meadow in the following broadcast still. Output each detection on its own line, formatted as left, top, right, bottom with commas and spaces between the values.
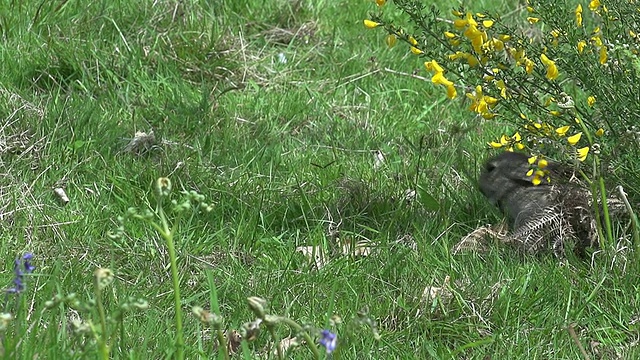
0, 0, 638, 358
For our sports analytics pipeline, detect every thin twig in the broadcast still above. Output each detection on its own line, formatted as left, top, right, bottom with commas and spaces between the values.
567, 323, 591, 360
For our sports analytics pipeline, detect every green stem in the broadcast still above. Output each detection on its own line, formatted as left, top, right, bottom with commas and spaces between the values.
216, 329, 230, 360
157, 203, 185, 360
278, 317, 320, 359
268, 326, 284, 360
594, 155, 614, 248
94, 285, 110, 360
590, 181, 607, 249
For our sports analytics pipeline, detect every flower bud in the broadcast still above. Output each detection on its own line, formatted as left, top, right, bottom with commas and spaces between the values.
247, 297, 267, 319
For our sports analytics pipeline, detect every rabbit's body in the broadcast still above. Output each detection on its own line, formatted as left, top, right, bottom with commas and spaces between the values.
478, 152, 595, 256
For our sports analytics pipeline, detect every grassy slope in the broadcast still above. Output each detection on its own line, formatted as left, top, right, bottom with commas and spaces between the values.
0, 0, 637, 358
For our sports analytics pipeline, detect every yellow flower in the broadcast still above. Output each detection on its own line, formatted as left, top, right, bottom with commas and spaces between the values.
454, 18, 468, 29
528, 156, 537, 165
526, 6, 534, 12
538, 158, 548, 168
595, 128, 604, 137
540, 54, 559, 80
577, 40, 587, 53
452, 9, 464, 17
464, 24, 485, 54
445, 85, 457, 99
466, 54, 479, 67
532, 175, 542, 186
512, 132, 522, 142
489, 133, 522, 151
550, 110, 561, 116
424, 60, 456, 99
575, 4, 583, 27
407, 36, 422, 54
454, 12, 477, 30
589, 0, 600, 11
424, 60, 444, 73
482, 20, 494, 28
531, 167, 550, 185
524, 58, 534, 74
555, 125, 570, 136
587, 96, 596, 107
498, 34, 511, 42
465, 12, 478, 26
448, 52, 464, 61
386, 34, 397, 48
577, 146, 589, 161
467, 86, 498, 118
567, 132, 582, 145
364, 20, 381, 29
599, 46, 607, 64
488, 38, 505, 51
591, 35, 603, 47
496, 80, 508, 99
444, 31, 461, 46
431, 72, 453, 87
527, 17, 540, 24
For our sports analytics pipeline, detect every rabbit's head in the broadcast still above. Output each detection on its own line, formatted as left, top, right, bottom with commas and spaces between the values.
479, 152, 536, 204
479, 152, 561, 226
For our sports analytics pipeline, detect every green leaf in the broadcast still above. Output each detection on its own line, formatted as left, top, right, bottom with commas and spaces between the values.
417, 185, 440, 211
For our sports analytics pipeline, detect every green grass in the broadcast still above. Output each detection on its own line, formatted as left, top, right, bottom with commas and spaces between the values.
0, 0, 638, 358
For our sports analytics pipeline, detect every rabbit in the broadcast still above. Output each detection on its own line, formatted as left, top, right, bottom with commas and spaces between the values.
478, 151, 593, 256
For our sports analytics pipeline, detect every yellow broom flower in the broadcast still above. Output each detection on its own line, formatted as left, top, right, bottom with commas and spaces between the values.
567, 132, 582, 145
364, 20, 381, 29
599, 46, 607, 64
577, 40, 587, 53
575, 4, 583, 27
540, 54, 559, 80
555, 125, 570, 136
577, 146, 589, 161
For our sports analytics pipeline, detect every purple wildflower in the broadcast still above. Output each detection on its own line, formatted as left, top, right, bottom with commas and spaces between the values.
7, 253, 35, 294
319, 329, 337, 354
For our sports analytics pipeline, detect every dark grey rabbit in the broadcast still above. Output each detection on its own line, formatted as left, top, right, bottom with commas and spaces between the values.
478, 152, 595, 256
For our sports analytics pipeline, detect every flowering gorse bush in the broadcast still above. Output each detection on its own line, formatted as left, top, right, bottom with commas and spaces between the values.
364, 0, 640, 252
